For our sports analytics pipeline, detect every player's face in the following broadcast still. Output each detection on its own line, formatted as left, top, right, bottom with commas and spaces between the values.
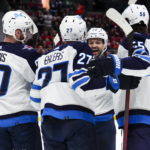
15, 29, 24, 41
88, 38, 105, 56
15, 26, 33, 42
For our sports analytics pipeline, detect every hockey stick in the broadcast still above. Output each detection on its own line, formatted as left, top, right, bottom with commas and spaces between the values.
106, 8, 133, 150
128, 0, 137, 5
123, 0, 136, 144
123, 89, 130, 150
106, 8, 133, 37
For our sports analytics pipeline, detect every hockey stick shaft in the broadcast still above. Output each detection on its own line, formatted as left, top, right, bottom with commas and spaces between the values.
123, 89, 130, 150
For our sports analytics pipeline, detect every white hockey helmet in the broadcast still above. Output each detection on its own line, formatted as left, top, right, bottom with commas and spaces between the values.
59, 15, 87, 42
2, 10, 38, 42
122, 4, 149, 27
17, 10, 38, 35
86, 28, 108, 46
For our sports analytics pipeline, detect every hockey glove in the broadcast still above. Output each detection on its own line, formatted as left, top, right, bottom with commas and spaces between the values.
133, 32, 149, 42
106, 75, 120, 93
87, 54, 122, 78
119, 74, 141, 89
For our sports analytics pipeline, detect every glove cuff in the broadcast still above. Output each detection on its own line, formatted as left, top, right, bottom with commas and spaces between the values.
109, 54, 122, 76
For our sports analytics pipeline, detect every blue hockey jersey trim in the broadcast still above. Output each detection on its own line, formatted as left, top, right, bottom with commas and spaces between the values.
69, 69, 86, 78
42, 108, 95, 124
0, 115, 38, 127
133, 54, 150, 64
30, 96, 41, 103
31, 84, 42, 90
95, 113, 114, 122
71, 77, 90, 90
117, 115, 150, 128
133, 48, 148, 55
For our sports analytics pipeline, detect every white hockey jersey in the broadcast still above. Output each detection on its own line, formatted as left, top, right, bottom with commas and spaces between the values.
30, 42, 110, 124
94, 89, 114, 122
113, 35, 150, 128
0, 42, 40, 127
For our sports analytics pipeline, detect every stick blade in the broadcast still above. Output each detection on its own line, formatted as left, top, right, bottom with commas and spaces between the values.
53, 33, 60, 46
106, 8, 133, 37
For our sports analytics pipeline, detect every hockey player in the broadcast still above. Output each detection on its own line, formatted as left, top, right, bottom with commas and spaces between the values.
30, 15, 97, 150
30, 14, 122, 150
0, 10, 42, 150
87, 4, 150, 150
114, 4, 150, 150
86, 28, 116, 150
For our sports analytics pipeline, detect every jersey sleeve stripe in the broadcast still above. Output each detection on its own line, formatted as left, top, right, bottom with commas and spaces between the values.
133, 48, 148, 55
71, 72, 89, 82
71, 77, 90, 90
31, 84, 42, 90
133, 54, 150, 64
30, 96, 41, 103
69, 69, 87, 78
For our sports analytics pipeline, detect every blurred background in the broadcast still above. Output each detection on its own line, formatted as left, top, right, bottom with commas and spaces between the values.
0, 0, 149, 54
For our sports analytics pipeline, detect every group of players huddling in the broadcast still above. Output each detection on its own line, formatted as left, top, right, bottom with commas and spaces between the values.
0, 3, 150, 150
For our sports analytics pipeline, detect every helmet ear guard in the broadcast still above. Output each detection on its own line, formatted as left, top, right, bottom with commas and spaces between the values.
59, 15, 87, 42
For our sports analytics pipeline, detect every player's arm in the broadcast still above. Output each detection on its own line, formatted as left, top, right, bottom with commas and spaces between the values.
68, 42, 114, 98
69, 69, 107, 97
30, 62, 41, 111
19, 47, 41, 83
87, 48, 150, 78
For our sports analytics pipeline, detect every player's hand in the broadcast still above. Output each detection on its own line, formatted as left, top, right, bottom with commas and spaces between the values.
86, 56, 102, 78
119, 74, 141, 89
87, 55, 122, 78
106, 76, 120, 93
133, 32, 149, 42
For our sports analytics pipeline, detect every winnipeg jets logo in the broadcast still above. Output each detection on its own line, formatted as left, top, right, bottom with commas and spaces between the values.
14, 13, 23, 18
23, 45, 33, 50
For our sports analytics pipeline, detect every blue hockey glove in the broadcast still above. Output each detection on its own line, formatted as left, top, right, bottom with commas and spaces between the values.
106, 76, 120, 93
87, 54, 122, 78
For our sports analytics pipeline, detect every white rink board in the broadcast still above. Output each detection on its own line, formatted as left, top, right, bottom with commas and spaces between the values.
115, 120, 123, 150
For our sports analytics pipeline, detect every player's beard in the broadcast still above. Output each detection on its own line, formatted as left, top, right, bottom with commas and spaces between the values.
19, 33, 25, 41
92, 49, 103, 56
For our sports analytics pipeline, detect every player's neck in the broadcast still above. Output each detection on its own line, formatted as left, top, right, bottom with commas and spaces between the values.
3, 36, 17, 43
